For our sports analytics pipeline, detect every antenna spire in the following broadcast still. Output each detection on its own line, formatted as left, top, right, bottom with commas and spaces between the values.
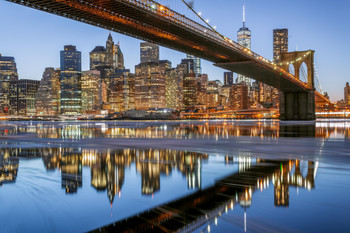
243, 4, 246, 27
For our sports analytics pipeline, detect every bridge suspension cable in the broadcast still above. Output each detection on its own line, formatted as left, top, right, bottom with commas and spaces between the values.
314, 64, 324, 95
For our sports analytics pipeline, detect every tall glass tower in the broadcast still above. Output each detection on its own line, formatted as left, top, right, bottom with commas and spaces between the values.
236, 5, 252, 86
60, 45, 82, 115
186, 54, 201, 76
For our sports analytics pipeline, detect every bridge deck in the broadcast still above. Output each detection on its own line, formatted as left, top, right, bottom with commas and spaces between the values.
8, 0, 315, 93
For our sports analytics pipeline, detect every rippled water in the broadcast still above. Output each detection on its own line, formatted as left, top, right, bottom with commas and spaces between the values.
0, 120, 349, 233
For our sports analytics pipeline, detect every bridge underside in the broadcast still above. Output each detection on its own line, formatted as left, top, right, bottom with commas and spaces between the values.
215, 61, 307, 92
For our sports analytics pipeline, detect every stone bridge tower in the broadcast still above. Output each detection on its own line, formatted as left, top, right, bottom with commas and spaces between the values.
279, 50, 316, 120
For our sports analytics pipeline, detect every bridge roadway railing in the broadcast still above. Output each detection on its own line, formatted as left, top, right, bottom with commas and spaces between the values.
125, 0, 310, 89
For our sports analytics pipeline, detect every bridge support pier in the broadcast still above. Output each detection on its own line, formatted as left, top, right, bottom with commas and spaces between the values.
279, 90, 315, 121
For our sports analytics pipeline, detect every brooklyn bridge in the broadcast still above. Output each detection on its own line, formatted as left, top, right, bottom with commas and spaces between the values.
6, 0, 332, 120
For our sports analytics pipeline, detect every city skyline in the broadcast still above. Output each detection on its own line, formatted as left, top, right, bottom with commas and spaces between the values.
0, 0, 349, 101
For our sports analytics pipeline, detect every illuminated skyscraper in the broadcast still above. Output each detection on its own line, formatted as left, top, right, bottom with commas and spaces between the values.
90, 33, 125, 71
273, 29, 288, 63
109, 69, 135, 112
183, 73, 197, 108
36, 67, 61, 116
230, 83, 248, 110
186, 54, 201, 76
9, 79, 40, 116
345, 82, 350, 106
237, 5, 252, 86
90, 46, 106, 70
140, 42, 159, 63
134, 62, 165, 110
60, 45, 82, 115
0, 54, 18, 114
81, 70, 101, 114
165, 68, 183, 110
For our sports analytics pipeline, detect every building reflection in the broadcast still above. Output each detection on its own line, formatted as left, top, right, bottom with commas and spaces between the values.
61, 148, 83, 194
1, 121, 350, 139
0, 150, 19, 185
1, 145, 324, 233
1, 147, 208, 203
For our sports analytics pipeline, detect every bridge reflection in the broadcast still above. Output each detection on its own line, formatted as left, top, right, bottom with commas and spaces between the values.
0, 147, 318, 232
92, 157, 316, 232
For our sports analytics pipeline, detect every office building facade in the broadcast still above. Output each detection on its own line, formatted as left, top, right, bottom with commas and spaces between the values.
0, 54, 18, 114
60, 45, 82, 115
273, 28, 288, 63
36, 67, 61, 116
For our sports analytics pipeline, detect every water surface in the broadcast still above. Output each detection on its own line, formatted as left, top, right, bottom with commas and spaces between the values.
0, 120, 349, 232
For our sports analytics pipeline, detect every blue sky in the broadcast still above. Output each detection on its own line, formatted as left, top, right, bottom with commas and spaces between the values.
0, 0, 349, 101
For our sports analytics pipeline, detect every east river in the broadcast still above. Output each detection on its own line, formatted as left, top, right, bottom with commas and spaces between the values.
0, 120, 349, 233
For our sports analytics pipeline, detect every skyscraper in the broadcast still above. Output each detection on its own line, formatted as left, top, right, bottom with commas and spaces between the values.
186, 54, 201, 76
140, 42, 159, 63
273, 29, 288, 63
345, 82, 350, 106
81, 70, 101, 114
165, 68, 183, 110
109, 69, 135, 112
183, 73, 197, 108
90, 46, 106, 70
9, 79, 40, 116
224, 72, 234, 85
90, 33, 125, 70
237, 5, 252, 85
134, 62, 165, 110
230, 84, 248, 110
36, 67, 61, 116
60, 45, 82, 115
0, 54, 18, 114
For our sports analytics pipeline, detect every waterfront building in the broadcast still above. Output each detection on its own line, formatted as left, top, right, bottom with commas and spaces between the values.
224, 72, 234, 85
273, 28, 288, 63
230, 83, 248, 110
134, 62, 165, 110
207, 80, 220, 108
165, 68, 183, 110
236, 5, 252, 86
221, 85, 232, 109
196, 74, 208, 106
81, 70, 101, 114
109, 69, 135, 112
345, 82, 350, 106
60, 45, 82, 115
140, 42, 159, 63
36, 68, 61, 116
0, 54, 18, 114
183, 73, 197, 108
9, 79, 40, 116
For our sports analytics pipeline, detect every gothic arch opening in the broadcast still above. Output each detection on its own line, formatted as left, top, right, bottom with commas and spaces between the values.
299, 62, 308, 83
288, 64, 295, 76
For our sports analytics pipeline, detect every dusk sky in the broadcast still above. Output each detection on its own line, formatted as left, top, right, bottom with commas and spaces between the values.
0, 0, 349, 101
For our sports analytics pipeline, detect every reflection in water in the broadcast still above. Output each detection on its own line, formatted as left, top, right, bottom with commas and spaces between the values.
0, 152, 18, 185
0, 147, 208, 203
0, 146, 345, 233
0, 120, 349, 139
95, 157, 318, 233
